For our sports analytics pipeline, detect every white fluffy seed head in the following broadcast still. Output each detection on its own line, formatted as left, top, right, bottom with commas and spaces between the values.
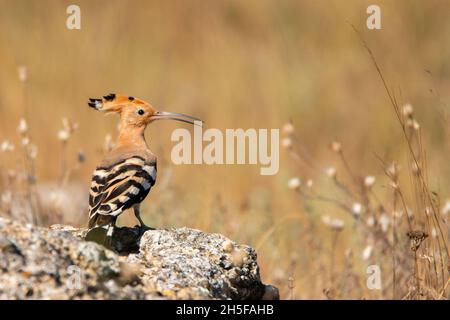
281, 137, 292, 149
352, 203, 363, 216
28, 144, 38, 159
57, 130, 70, 142
282, 122, 295, 135
364, 176, 375, 188
17, 118, 28, 134
379, 214, 390, 233
431, 228, 438, 238
322, 215, 344, 231
330, 141, 342, 153
402, 103, 413, 118
393, 210, 403, 219
442, 200, 450, 217
0, 140, 15, 152
362, 245, 373, 261
288, 177, 301, 190
1, 191, 12, 205
406, 119, 420, 131
366, 216, 375, 227
387, 162, 399, 179
326, 167, 336, 179
17, 66, 27, 83
21, 137, 30, 146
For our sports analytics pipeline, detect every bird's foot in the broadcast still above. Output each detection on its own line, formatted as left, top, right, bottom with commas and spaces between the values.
137, 224, 155, 235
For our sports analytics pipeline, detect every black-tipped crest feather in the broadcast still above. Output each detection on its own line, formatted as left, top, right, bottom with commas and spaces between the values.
103, 93, 116, 101
88, 98, 103, 109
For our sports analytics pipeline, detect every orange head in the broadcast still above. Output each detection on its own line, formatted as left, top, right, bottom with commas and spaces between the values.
88, 93, 202, 128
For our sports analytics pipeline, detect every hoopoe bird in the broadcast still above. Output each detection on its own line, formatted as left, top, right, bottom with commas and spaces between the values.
87, 93, 201, 235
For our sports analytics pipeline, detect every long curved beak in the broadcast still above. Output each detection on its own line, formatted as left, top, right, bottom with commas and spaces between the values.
150, 111, 203, 126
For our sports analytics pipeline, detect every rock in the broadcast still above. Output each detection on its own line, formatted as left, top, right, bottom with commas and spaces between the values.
0, 217, 278, 300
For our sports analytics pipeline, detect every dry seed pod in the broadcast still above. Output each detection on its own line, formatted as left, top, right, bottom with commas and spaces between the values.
407, 230, 428, 251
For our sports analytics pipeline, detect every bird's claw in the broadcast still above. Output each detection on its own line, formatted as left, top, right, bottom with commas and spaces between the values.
138, 224, 154, 234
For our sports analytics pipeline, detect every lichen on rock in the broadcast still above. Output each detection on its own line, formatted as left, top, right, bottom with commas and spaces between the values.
0, 217, 278, 300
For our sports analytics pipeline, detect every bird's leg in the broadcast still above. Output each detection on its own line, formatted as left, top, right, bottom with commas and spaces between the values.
133, 204, 153, 231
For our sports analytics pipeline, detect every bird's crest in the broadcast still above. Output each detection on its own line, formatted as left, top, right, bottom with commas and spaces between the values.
88, 93, 145, 113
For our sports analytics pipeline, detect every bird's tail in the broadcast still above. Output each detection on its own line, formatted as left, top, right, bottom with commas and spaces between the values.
88, 212, 114, 229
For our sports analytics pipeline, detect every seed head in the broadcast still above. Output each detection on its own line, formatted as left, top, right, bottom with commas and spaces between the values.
442, 200, 450, 217
379, 213, 390, 233
0, 140, 15, 152
21, 137, 30, 146
288, 276, 295, 290
282, 122, 295, 135
28, 144, 38, 159
364, 176, 375, 188
431, 228, 438, 238
330, 141, 342, 153
362, 245, 373, 260
406, 208, 414, 218
17, 118, 28, 134
62, 117, 70, 131
387, 162, 399, 180
62, 117, 79, 132
411, 162, 421, 176
57, 129, 70, 142
406, 119, 420, 131
288, 177, 301, 190
393, 210, 403, 219
58, 118, 78, 142
322, 215, 344, 231
366, 216, 375, 227
402, 103, 413, 118
281, 137, 292, 149
407, 230, 428, 251
352, 202, 363, 216
325, 167, 336, 179
17, 66, 27, 83
1, 191, 12, 205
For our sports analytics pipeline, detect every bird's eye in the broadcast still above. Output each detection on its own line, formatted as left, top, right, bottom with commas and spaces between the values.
137, 109, 145, 116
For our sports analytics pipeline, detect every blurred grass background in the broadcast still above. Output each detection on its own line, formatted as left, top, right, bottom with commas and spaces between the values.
0, 0, 449, 299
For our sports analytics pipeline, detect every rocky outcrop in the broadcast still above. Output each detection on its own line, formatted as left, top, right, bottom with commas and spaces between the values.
0, 217, 278, 300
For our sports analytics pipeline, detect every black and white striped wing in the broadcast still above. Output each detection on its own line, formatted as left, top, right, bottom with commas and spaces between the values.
88, 156, 156, 227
